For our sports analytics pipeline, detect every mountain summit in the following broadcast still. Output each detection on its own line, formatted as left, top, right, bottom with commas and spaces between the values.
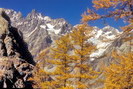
4, 8, 72, 57
4, 8, 121, 59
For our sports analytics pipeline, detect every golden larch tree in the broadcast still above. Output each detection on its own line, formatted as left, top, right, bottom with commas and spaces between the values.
82, 0, 133, 31
32, 24, 99, 89
40, 34, 75, 89
70, 24, 99, 89
104, 52, 133, 89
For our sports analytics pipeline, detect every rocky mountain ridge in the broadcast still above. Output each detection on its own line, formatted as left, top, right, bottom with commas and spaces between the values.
3, 8, 122, 59
4, 8, 132, 66
4, 9, 72, 57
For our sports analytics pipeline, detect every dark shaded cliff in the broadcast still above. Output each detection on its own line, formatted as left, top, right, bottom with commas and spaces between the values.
0, 8, 34, 88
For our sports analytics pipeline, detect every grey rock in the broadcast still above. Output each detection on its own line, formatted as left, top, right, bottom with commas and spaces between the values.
0, 9, 34, 88
4, 8, 73, 58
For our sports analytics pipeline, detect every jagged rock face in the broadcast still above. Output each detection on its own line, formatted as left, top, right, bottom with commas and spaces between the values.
0, 9, 34, 88
0, 58, 33, 88
4, 9, 72, 57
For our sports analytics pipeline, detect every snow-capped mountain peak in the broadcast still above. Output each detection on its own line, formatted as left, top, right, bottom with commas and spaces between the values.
89, 25, 120, 61
3, 8, 72, 57
3, 8, 122, 61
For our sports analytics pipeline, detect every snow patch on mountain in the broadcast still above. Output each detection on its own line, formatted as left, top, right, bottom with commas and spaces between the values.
46, 23, 61, 34
43, 16, 52, 21
40, 25, 47, 29
47, 24, 54, 29
96, 30, 102, 38
38, 13, 44, 20
89, 25, 120, 61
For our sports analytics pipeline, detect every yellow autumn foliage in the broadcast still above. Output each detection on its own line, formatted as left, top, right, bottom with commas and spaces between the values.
82, 0, 133, 31
104, 52, 133, 89
32, 24, 99, 89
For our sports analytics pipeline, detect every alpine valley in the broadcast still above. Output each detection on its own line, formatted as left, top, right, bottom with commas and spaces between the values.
0, 8, 132, 88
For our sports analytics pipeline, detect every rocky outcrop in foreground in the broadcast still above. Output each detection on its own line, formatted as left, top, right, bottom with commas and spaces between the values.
0, 8, 34, 88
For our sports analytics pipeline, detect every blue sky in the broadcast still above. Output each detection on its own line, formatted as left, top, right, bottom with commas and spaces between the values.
0, 0, 128, 29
